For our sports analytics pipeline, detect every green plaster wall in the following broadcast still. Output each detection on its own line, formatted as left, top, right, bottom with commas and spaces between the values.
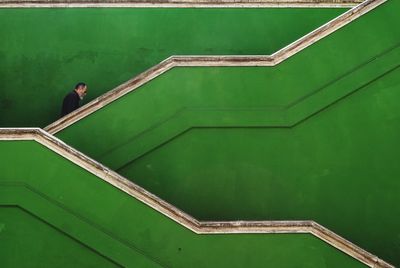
0, 206, 120, 268
119, 66, 400, 265
0, 140, 366, 267
55, 1, 400, 266
0, 7, 345, 127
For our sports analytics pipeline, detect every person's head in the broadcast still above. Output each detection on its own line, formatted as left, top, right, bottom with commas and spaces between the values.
74, 82, 87, 99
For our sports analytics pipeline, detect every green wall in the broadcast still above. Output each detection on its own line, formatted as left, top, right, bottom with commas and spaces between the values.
0, 207, 119, 268
55, 0, 400, 265
1, 2, 398, 267
0, 140, 366, 267
0, 7, 345, 127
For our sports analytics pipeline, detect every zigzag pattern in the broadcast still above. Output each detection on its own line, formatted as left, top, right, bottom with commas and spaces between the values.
0, 0, 397, 267
45, 0, 386, 134
0, 128, 393, 267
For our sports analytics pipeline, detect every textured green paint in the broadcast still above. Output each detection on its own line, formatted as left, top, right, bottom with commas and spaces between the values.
55, 1, 400, 266
0, 8, 345, 127
56, 1, 400, 165
0, 141, 366, 267
119, 67, 400, 265
0, 206, 120, 268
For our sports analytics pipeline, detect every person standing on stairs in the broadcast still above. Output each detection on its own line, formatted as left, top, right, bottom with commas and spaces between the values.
60, 82, 88, 117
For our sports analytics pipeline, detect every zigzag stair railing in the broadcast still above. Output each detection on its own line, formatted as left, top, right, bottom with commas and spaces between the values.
0, 128, 394, 267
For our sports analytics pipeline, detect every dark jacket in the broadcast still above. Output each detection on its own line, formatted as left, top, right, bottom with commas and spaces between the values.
61, 90, 80, 117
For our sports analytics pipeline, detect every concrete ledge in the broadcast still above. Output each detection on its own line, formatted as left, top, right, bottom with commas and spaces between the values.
0, 0, 362, 8
0, 127, 394, 268
43, 0, 386, 134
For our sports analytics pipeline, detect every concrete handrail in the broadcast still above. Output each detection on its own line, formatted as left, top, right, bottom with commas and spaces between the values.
43, 0, 387, 134
0, 127, 394, 268
0, 0, 363, 8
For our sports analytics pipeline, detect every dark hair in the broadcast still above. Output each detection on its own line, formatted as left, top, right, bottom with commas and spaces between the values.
75, 82, 87, 90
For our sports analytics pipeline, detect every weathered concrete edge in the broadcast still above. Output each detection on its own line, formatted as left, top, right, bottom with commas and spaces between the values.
0, 0, 362, 8
0, 128, 394, 268
44, 0, 386, 134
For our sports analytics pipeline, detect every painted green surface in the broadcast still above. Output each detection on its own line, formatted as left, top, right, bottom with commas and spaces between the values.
0, 206, 119, 268
0, 141, 366, 267
0, 7, 345, 127
55, 0, 400, 265
119, 67, 400, 265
